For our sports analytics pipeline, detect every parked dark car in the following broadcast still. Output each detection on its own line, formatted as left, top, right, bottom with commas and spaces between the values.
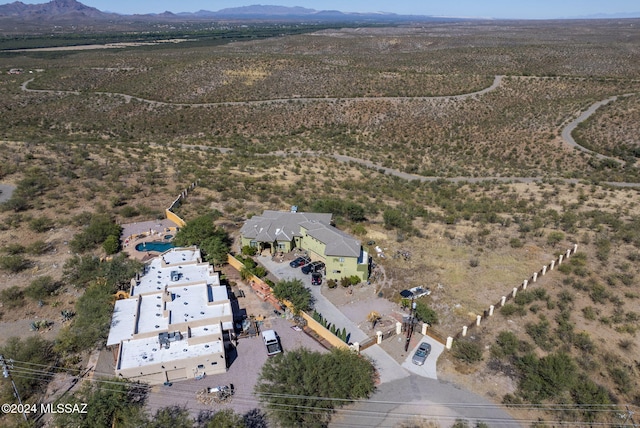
412, 342, 431, 366
311, 272, 322, 286
302, 261, 325, 275
289, 256, 310, 268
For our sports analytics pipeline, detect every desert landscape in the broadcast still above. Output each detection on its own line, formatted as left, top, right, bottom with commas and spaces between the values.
1, 15, 640, 428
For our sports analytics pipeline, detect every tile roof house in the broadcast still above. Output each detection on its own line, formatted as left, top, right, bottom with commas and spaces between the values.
107, 247, 234, 384
240, 210, 371, 281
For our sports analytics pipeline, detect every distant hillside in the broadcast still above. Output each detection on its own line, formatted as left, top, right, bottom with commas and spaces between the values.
0, 0, 450, 25
0, 0, 115, 20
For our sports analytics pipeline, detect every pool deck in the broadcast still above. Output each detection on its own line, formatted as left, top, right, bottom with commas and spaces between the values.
121, 219, 179, 261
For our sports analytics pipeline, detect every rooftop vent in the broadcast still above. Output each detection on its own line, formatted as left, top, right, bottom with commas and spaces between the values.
170, 271, 181, 282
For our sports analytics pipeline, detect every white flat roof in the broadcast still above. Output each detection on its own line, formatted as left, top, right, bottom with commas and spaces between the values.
134, 284, 232, 335
132, 250, 220, 296
118, 335, 225, 371
107, 298, 139, 347
162, 247, 201, 265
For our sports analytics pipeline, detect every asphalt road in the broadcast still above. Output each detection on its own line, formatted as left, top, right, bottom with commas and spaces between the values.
330, 375, 522, 428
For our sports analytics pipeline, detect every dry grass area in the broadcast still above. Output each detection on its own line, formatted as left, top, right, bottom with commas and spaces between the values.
1, 20, 640, 426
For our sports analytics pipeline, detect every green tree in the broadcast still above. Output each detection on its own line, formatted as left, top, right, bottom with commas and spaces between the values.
272, 278, 313, 314
54, 378, 148, 428
70, 214, 122, 253
546, 231, 565, 247
173, 214, 230, 264
256, 348, 376, 427
0, 336, 56, 403
516, 352, 577, 402
55, 280, 116, 355
147, 405, 194, 428
204, 409, 246, 428
103, 235, 120, 255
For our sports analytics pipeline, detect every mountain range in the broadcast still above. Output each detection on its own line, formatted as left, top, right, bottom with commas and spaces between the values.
0, 0, 446, 22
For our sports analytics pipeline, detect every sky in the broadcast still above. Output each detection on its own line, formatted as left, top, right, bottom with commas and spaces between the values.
3, 0, 640, 19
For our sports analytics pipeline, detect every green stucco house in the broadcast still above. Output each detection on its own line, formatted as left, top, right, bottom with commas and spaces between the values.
239, 210, 371, 282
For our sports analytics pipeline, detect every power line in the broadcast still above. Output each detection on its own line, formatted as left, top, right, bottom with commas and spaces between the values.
1, 355, 28, 422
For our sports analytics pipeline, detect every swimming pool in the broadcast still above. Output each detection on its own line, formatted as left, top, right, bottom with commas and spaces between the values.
135, 241, 175, 252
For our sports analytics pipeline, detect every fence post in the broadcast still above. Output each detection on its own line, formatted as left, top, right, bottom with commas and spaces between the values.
446, 337, 453, 350
500, 296, 506, 306
533, 272, 538, 282
550, 260, 555, 270
558, 254, 564, 265
523, 279, 528, 290
489, 305, 495, 316
421, 323, 428, 335
462, 326, 468, 337
396, 322, 402, 335
512, 287, 518, 298
573, 243, 578, 254
566, 248, 571, 259
376, 331, 383, 344
542, 265, 547, 275
476, 315, 481, 326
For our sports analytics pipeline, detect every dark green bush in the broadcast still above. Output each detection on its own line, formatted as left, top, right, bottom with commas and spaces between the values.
452, 339, 483, 364
0, 254, 31, 273
0, 285, 25, 308
25, 275, 62, 300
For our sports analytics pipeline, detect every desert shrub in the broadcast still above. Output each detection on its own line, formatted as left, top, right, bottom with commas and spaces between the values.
469, 258, 479, 268
509, 238, 524, 248
349, 275, 360, 285
452, 339, 483, 364
525, 318, 554, 351
0, 285, 25, 308
340, 277, 351, 288
547, 231, 565, 247
29, 216, 54, 232
119, 205, 140, 218
25, 275, 62, 300
29, 240, 51, 255
327, 279, 337, 289
582, 306, 597, 320
414, 301, 439, 325
492, 331, 519, 358
516, 352, 578, 402
0, 254, 31, 273
2, 243, 26, 255
514, 291, 536, 306
501, 303, 526, 317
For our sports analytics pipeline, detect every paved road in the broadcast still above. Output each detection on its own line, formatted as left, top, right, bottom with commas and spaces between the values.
330, 375, 522, 428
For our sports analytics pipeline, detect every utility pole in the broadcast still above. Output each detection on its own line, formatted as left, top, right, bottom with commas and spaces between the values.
404, 297, 417, 352
0, 354, 28, 422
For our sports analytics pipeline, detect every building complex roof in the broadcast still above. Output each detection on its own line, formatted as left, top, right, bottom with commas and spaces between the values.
107, 247, 232, 374
240, 211, 333, 243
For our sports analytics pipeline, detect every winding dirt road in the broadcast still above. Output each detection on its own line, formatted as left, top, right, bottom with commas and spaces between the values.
18, 76, 640, 188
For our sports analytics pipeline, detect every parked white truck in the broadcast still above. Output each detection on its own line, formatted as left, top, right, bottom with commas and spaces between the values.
261, 329, 282, 356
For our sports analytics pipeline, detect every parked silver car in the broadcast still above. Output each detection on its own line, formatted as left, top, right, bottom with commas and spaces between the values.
412, 342, 431, 366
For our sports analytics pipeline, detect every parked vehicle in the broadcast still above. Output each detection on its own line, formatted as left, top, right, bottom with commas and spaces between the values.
311, 272, 322, 286
261, 329, 282, 356
301, 261, 325, 275
412, 342, 431, 366
289, 256, 310, 268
